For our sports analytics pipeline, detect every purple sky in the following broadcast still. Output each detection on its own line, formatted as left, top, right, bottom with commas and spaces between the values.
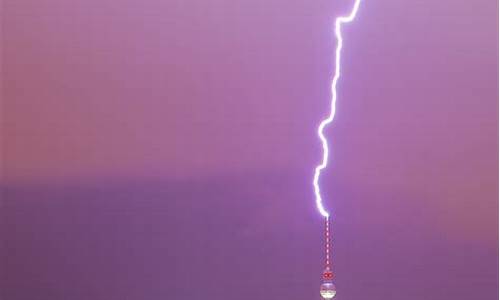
2, 0, 498, 299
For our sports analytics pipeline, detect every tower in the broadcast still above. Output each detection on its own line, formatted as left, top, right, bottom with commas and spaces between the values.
320, 217, 336, 299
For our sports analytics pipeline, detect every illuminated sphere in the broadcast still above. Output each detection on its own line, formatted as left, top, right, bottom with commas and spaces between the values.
320, 282, 336, 299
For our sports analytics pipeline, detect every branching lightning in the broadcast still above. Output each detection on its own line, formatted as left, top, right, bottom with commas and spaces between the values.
314, 0, 362, 219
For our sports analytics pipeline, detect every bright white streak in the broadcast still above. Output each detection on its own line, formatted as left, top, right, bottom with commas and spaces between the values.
314, 0, 362, 218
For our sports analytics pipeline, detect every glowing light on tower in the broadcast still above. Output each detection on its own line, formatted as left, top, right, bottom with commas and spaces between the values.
315, 1, 362, 299
313, 0, 362, 219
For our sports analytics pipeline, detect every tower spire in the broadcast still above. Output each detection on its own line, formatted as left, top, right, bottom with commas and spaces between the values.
325, 216, 330, 268
323, 216, 334, 280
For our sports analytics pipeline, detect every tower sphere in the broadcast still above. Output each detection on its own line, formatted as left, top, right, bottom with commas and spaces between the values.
320, 282, 336, 299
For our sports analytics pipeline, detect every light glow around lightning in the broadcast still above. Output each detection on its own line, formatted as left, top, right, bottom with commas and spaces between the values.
314, 0, 362, 218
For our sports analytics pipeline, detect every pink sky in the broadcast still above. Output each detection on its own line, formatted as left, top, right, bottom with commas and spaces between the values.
2, 0, 498, 299
5, 0, 497, 235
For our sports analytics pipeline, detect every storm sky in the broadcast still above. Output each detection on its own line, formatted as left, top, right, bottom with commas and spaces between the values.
2, 0, 498, 299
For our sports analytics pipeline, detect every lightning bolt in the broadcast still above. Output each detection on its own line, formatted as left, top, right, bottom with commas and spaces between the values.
314, 0, 362, 219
